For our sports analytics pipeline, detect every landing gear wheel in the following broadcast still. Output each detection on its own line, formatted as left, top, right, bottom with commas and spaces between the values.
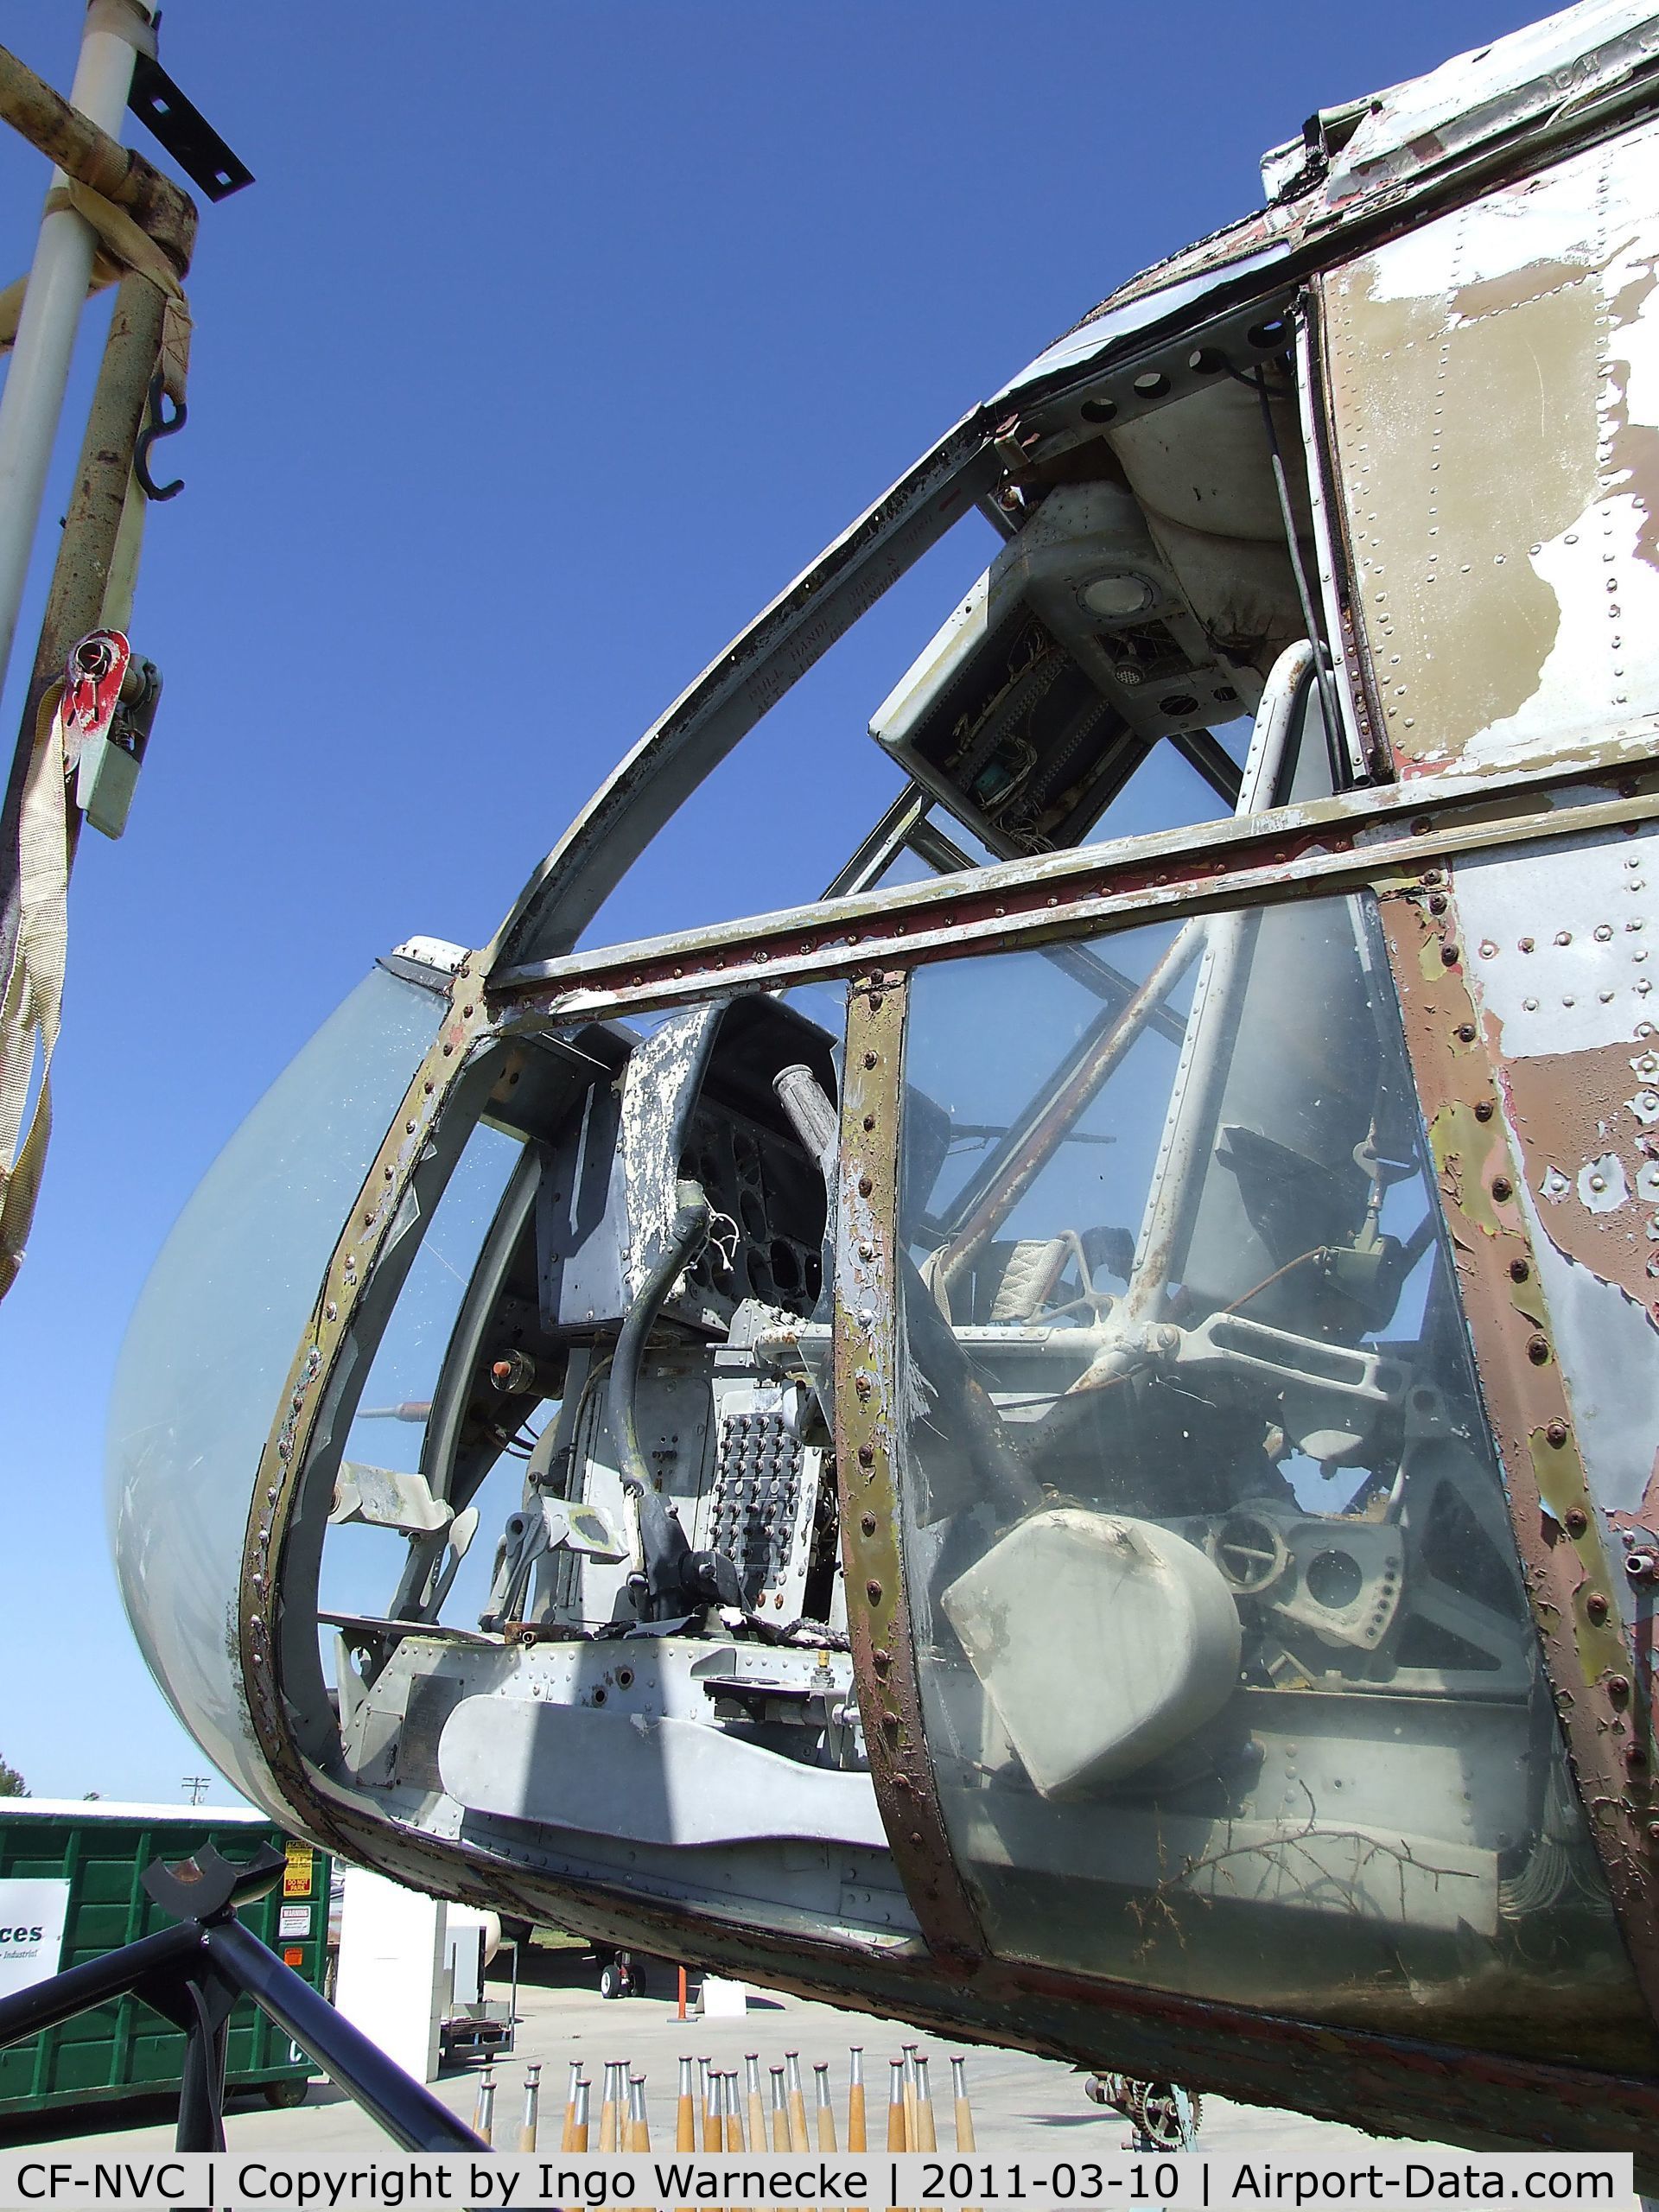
598, 1949, 640, 1999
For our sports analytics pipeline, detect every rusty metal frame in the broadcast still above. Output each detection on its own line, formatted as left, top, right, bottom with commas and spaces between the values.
815, 866, 1659, 2093
492, 746, 1659, 1028
230, 855, 1659, 2172
234, 963, 498, 1821
222, 62, 1659, 2139
1375, 861, 1659, 2014
832, 966, 986, 1974
0, 40, 197, 276
808, 894, 1659, 2168
996, 45, 1659, 435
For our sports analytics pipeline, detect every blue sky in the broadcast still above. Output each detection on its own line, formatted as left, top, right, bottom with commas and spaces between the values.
0, 0, 1548, 1803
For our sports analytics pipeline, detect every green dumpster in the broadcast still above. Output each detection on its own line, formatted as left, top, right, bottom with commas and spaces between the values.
0, 1800, 331, 2120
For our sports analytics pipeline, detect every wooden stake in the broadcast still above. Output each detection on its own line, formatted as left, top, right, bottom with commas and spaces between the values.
677, 2056, 697, 2151
518, 2062, 541, 2154
913, 2056, 938, 2152
746, 2053, 766, 2152
950, 2056, 976, 2152
886, 2057, 907, 2212
707, 2068, 726, 2153
847, 2047, 867, 2152
627, 2073, 651, 2152
887, 2058, 908, 2152
785, 2050, 809, 2152
814, 2063, 837, 2152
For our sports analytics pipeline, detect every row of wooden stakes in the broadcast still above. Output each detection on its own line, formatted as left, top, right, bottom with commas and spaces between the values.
471, 2048, 977, 2156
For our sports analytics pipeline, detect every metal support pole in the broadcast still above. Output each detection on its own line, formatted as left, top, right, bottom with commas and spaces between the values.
172, 1969, 234, 2152
29, 268, 162, 679
0, 1921, 199, 2045
0, 41, 194, 257
0, 1848, 486, 2158
201, 1919, 485, 2152
0, 0, 152, 701
0, 265, 164, 976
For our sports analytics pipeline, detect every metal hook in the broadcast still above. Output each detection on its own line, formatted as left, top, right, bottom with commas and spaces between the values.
135, 370, 187, 501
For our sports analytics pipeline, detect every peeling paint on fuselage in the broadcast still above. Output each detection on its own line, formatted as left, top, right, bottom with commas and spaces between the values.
1327, 120, 1659, 777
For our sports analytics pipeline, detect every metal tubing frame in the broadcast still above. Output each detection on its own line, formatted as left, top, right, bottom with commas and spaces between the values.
0, 2, 150, 702
0, 1867, 484, 2155
0, 264, 166, 979
0, 1920, 198, 2044
201, 1921, 485, 2152
0, 39, 194, 270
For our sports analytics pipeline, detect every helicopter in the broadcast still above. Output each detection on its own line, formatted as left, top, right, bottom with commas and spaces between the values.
106, 0, 1659, 2175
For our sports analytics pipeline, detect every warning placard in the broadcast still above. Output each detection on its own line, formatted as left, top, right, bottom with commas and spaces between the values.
282, 1840, 314, 1897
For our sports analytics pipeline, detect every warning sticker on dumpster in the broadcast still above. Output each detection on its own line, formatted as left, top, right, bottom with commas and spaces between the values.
0, 1878, 69, 1997
282, 1840, 314, 1897
278, 1904, 311, 1939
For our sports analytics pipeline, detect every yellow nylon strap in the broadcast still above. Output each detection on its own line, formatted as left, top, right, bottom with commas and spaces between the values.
0, 684, 69, 1300
0, 178, 191, 399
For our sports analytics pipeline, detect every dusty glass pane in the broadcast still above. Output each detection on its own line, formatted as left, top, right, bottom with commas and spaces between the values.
897, 893, 1655, 2069
107, 967, 442, 1802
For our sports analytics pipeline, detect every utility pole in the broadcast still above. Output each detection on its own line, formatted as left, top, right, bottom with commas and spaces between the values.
181, 1775, 209, 1807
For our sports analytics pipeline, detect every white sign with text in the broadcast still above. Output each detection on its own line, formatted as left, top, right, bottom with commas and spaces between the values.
0, 1878, 70, 1997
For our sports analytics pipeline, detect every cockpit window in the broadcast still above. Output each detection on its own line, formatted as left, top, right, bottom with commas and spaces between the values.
894, 890, 1656, 2070
107, 967, 446, 1802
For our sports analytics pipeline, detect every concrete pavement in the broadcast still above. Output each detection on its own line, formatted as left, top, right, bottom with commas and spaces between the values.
0, 1950, 1590, 2177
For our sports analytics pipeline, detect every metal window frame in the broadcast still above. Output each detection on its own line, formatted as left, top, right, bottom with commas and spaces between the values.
823, 851, 1659, 2016
229, 766, 1659, 2163
489, 741, 1659, 1027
